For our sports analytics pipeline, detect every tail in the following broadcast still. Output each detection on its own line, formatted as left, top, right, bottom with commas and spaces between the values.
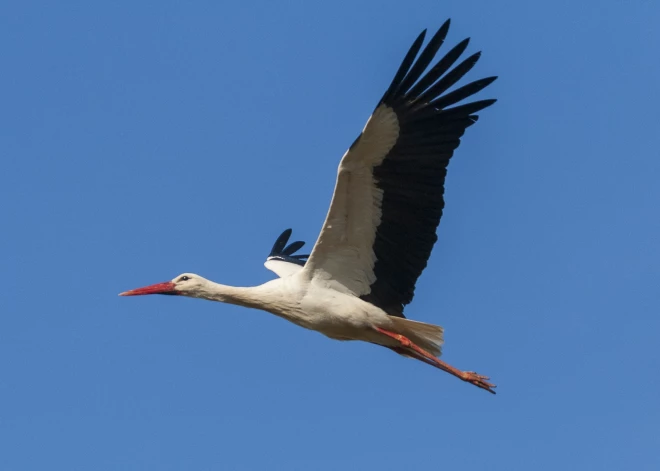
388, 317, 444, 357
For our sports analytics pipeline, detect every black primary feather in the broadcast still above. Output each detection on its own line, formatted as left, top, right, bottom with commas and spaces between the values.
268, 229, 309, 267
356, 20, 497, 318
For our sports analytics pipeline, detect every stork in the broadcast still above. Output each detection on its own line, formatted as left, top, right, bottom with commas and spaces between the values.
120, 19, 498, 394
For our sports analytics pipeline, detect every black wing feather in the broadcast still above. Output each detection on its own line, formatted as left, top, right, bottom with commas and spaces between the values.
379, 30, 426, 105
416, 51, 482, 105
282, 240, 305, 255
358, 21, 497, 318
268, 229, 309, 267
394, 20, 451, 95
269, 229, 293, 257
405, 37, 471, 99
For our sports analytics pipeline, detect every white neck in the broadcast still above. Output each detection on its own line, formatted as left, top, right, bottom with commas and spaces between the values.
187, 279, 293, 315
194, 282, 255, 307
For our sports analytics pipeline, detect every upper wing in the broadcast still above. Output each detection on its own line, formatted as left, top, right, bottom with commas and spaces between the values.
303, 20, 497, 317
264, 229, 309, 278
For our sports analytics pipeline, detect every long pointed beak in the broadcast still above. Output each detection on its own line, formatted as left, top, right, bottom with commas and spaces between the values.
119, 281, 178, 296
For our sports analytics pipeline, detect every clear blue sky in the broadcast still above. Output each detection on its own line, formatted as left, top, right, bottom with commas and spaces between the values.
1, 1, 659, 470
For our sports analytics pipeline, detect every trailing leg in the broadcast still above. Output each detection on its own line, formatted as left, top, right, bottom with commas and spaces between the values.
377, 327, 495, 394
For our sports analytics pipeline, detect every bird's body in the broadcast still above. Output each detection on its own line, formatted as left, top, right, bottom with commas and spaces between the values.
121, 19, 498, 394
270, 275, 385, 341
170, 273, 424, 350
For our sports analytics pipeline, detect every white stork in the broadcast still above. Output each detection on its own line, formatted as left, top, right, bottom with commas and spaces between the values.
120, 19, 498, 394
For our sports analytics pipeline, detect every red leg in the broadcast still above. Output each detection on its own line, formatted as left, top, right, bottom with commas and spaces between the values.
377, 327, 496, 394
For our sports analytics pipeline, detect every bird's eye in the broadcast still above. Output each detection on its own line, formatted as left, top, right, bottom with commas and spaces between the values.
180, 276, 190, 281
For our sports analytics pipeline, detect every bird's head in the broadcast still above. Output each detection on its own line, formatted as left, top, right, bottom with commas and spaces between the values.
119, 273, 208, 298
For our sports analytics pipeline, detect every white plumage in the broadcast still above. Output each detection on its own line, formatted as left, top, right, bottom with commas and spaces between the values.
121, 19, 498, 394
305, 104, 400, 296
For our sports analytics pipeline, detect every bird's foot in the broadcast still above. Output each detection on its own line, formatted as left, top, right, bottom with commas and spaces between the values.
462, 371, 496, 394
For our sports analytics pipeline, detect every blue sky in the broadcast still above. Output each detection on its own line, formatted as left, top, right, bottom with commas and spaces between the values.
1, 1, 659, 469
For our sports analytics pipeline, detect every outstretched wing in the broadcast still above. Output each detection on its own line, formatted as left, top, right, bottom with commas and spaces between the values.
303, 20, 497, 318
264, 229, 309, 278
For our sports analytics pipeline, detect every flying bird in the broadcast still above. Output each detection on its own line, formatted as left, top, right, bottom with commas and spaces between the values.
120, 19, 498, 394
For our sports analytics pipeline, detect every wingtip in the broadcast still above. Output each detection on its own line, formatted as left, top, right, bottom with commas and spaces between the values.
269, 228, 294, 256
439, 18, 451, 34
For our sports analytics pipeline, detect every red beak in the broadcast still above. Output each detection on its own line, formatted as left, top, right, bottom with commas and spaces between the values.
119, 281, 178, 296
